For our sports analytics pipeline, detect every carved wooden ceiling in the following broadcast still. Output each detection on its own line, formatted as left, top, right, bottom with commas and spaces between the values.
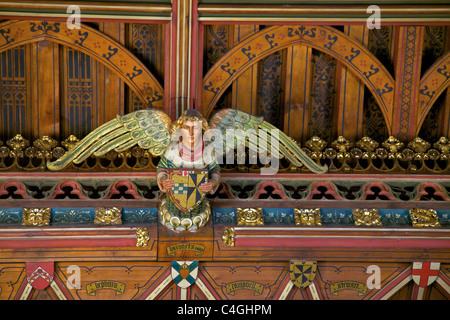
0, 1, 449, 302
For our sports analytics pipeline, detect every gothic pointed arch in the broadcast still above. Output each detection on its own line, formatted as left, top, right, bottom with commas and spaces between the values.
416, 51, 450, 135
0, 20, 164, 109
201, 25, 395, 131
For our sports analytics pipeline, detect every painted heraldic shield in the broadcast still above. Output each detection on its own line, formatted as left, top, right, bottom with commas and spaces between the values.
290, 261, 317, 289
168, 169, 208, 213
412, 262, 440, 287
26, 262, 54, 290
171, 261, 199, 288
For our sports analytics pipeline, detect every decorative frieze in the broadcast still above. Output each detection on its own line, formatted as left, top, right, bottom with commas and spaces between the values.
0, 177, 449, 204
0, 134, 449, 174
0, 207, 447, 228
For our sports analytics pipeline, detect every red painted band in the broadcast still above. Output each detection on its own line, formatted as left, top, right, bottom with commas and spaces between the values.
235, 237, 450, 249
0, 238, 137, 249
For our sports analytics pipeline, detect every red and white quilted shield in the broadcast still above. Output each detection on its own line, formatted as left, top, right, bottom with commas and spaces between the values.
26, 262, 54, 290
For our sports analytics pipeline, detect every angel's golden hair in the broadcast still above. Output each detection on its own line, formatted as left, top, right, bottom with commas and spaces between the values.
171, 109, 209, 133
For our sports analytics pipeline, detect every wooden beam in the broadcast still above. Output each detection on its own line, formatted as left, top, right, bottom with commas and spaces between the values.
232, 25, 259, 115
336, 25, 368, 141
392, 26, 424, 141
30, 41, 60, 140
283, 45, 312, 142
96, 22, 125, 125
171, 0, 195, 118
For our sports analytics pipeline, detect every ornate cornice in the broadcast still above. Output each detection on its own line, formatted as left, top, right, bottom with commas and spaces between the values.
0, 134, 449, 174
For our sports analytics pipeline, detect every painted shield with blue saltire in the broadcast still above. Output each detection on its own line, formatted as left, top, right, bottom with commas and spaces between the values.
171, 261, 199, 288
168, 169, 208, 213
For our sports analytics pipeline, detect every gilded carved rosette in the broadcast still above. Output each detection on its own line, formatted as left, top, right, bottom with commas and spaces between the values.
22, 208, 51, 226
237, 208, 264, 226
352, 208, 382, 227
136, 227, 150, 247
94, 207, 122, 225
294, 208, 322, 226
410, 209, 441, 228
222, 227, 235, 247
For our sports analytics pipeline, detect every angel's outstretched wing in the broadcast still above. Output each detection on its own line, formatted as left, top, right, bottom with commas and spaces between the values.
209, 109, 328, 174
47, 109, 172, 170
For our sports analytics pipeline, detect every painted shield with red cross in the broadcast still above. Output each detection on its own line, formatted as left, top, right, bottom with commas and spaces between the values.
412, 262, 440, 287
26, 262, 54, 290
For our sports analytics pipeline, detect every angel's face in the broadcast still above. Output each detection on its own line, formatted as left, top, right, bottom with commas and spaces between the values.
181, 120, 203, 148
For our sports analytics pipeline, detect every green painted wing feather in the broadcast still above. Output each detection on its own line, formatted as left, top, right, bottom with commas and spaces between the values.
209, 108, 328, 174
47, 109, 172, 171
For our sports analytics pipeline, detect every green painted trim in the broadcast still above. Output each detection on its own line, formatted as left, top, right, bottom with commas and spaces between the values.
74, 0, 171, 3
198, 12, 450, 19
0, 8, 171, 17
199, 0, 450, 4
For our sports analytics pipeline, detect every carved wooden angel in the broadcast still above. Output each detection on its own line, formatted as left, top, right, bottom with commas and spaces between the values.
47, 108, 327, 231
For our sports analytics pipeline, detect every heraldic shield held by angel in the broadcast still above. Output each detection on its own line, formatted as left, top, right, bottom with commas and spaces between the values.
47, 108, 328, 232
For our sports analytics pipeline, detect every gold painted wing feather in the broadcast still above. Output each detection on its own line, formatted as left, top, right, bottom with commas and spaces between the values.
47, 109, 172, 170
209, 108, 328, 174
